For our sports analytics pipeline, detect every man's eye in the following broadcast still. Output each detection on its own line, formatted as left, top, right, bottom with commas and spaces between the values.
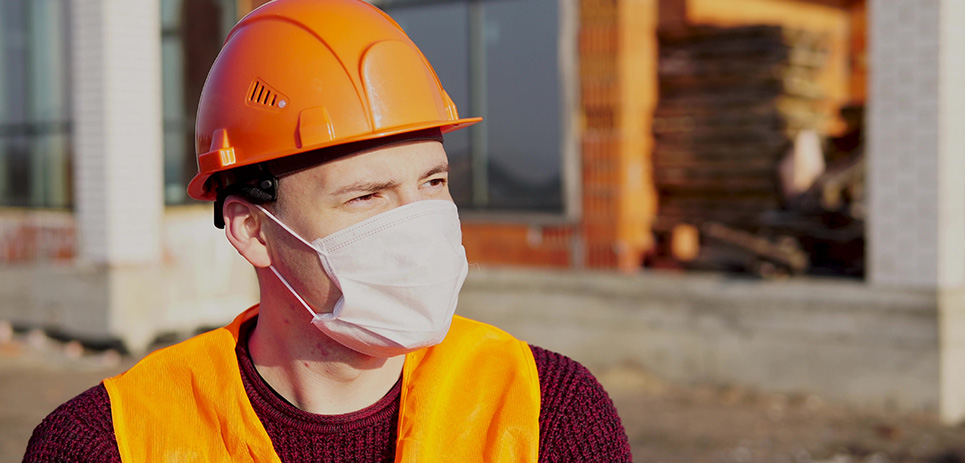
351, 193, 376, 203
427, 178, 446, 187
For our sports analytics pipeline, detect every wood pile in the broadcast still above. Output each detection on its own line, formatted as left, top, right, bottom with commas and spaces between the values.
651, 25, 864, 277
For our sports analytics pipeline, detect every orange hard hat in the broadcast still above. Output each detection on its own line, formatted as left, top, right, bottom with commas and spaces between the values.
187, 0, 481, 201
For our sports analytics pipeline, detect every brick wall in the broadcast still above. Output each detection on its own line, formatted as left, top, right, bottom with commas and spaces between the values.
462, 0, 658, 272
0, 211, 75, 262
462, 222, 572, 267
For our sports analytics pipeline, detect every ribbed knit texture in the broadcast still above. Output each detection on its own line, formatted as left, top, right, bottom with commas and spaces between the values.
24, 318, 631, 462
531, 345, 631, 462
21, 384, 119, 463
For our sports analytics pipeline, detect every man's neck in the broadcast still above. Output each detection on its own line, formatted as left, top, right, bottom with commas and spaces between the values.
247, 300, 405, 415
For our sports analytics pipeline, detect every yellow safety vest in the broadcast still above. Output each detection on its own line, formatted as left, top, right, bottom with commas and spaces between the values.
104, 306, 540, 462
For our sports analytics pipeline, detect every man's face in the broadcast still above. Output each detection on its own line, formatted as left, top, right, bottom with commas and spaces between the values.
259, 140, 453, 312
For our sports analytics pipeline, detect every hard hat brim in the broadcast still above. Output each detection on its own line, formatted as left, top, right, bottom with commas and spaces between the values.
187, 117, 482, 201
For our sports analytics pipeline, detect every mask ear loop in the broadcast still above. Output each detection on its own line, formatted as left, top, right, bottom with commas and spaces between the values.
266, 266, 336, 321
256, 205, 337, 321
255, 205, 316, 249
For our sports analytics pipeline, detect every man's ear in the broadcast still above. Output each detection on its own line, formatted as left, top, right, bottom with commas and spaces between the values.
223, 196, 271, 268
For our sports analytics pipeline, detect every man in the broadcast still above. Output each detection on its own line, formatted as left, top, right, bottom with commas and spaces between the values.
25, 0, 632, 461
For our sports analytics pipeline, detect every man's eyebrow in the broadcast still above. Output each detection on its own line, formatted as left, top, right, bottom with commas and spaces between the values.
331, 179, 399, 196
330, 163, 450, 196
422, 163, 450, 178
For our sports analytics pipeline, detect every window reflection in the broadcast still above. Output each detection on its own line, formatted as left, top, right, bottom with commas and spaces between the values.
382, 0, 563, 213
0, 0, 72, 208
161, 0, 236, 204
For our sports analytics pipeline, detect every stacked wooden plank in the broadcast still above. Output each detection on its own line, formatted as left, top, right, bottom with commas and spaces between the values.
650, 25, 865, 277
653, 25, 830, 229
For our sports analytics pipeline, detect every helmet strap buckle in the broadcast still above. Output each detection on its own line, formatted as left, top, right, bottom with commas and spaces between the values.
214, 173, 278, 229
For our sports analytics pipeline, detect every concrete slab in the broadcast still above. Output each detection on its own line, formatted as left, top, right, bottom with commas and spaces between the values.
458, 267, 941, 414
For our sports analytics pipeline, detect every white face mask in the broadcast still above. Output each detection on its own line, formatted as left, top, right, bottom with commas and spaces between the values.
257, 200, 469, 358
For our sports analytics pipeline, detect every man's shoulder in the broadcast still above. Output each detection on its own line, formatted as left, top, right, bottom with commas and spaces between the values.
527, 344, 634, 462
527, 344, 605, 407
23, 383, 121, 462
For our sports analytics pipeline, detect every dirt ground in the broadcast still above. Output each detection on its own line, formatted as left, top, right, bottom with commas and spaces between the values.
3, 325, 965, 463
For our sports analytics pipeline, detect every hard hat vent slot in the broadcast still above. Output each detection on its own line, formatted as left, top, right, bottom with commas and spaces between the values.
246, 79, 287, 111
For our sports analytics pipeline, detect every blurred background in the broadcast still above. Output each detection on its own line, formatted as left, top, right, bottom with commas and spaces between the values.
3, 0, 965, 461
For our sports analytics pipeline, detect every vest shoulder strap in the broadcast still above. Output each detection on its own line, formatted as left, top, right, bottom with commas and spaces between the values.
103, 306, 278, 463
396, 315, 540, 462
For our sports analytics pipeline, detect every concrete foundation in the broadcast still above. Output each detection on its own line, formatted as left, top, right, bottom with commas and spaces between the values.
458, 267, 943, 415
0, 250, 955, 418
0, 206, 257, 352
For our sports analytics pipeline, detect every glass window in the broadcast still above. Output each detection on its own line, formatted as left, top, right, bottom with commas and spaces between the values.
161, 0, 236, 204
383, 0, 564, 213
482, 0, 561, 211
0, 0, 72, 208
389, 2, 473, 206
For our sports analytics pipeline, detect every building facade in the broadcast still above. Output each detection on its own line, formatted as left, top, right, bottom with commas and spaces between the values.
3, 0, 965, 422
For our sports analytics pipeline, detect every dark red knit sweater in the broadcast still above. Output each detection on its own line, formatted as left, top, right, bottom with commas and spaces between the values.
24, 318, 632, 462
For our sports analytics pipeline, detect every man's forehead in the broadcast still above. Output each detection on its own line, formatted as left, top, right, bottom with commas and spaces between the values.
264, 128, 445, 180
310, 139, 448, 179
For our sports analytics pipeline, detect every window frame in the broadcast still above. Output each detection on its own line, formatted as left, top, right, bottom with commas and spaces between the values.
376, 0, 581, 225
160, 0, 238, 206
0, 0, 74, 210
